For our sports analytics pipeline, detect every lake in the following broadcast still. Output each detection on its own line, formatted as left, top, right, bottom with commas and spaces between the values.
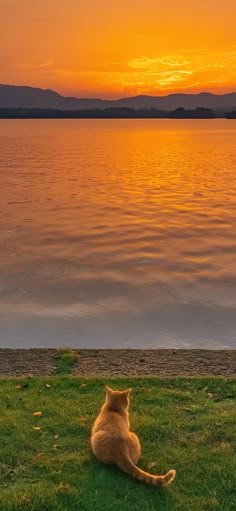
0, 119, 236, 349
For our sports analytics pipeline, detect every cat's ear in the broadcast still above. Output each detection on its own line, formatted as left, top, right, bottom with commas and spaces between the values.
105, 385, 112, 394
125, 388, 132, 396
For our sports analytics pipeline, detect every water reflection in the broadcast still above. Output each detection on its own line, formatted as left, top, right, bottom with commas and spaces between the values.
0, 120, 236, 348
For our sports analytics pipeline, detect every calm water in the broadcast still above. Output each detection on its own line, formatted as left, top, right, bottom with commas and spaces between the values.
0, 119, 236, 349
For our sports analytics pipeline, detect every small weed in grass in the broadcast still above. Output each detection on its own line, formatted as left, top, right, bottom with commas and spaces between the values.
56, 348, 78, 375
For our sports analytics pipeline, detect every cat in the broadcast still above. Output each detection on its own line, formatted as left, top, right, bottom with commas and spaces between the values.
91, 385, 176, 487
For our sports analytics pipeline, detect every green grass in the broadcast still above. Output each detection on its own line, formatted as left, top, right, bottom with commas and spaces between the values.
0, 377, 235, 511
55, 348, 78, 375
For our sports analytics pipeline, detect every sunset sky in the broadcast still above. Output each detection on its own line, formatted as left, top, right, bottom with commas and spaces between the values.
0, 0, 236, 98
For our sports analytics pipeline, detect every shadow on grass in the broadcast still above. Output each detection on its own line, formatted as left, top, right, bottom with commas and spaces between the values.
79, 457, 175, 511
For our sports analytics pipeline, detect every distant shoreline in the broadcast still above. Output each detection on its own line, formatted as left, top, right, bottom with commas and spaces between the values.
0, 107, 236, 119
0, 348, 235, 377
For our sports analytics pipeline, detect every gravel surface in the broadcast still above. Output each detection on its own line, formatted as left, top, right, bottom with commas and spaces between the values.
0, 349, 57, 377
0, 349, 235, 377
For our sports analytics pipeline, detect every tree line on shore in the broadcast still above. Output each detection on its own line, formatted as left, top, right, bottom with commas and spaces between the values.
0, 107, 235, 119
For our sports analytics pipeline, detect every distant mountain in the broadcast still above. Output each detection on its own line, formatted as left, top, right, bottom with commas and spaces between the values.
1, 84, 236, 111
0, 84, 104, 110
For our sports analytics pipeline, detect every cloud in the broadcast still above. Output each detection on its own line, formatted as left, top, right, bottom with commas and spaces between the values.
18, 59, 54, 72
128, 57, 161, 70
158, 58, 190, 67
128, 56, 191, 70
127, 48, 236, 74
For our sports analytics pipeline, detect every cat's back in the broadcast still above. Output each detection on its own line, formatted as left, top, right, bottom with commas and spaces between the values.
92, 408, 127, 437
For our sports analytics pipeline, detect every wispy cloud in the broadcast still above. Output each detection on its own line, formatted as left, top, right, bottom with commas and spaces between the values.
128, 49, 236, 73
18, 59, 54, 72
107, 48, 236, 92
158, 58, 190, 67
128, 56, 190, 70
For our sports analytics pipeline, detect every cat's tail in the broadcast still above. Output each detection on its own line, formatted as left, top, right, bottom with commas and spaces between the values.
117, 451, 176, 487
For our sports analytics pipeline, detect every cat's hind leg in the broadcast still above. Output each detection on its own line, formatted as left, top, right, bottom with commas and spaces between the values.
127, 432, 141, 464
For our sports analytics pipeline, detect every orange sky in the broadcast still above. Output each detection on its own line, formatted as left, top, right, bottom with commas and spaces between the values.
0, 0, 236, 98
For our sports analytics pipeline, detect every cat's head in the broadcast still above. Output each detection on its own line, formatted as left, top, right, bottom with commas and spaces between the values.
105, 385, 132, 412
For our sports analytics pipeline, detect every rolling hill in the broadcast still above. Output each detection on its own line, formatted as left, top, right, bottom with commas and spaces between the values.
1, 84, 236, 111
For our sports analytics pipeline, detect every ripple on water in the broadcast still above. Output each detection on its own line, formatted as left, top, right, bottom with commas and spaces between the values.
0, 119, 236, 348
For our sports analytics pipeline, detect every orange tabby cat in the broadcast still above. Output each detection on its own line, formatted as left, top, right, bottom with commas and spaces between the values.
91, 386, 176, 487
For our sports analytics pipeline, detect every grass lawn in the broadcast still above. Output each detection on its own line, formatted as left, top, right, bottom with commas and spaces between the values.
0, 376, 235, 511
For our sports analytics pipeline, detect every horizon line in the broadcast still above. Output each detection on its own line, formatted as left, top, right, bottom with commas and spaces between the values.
1, 83, 236, 102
